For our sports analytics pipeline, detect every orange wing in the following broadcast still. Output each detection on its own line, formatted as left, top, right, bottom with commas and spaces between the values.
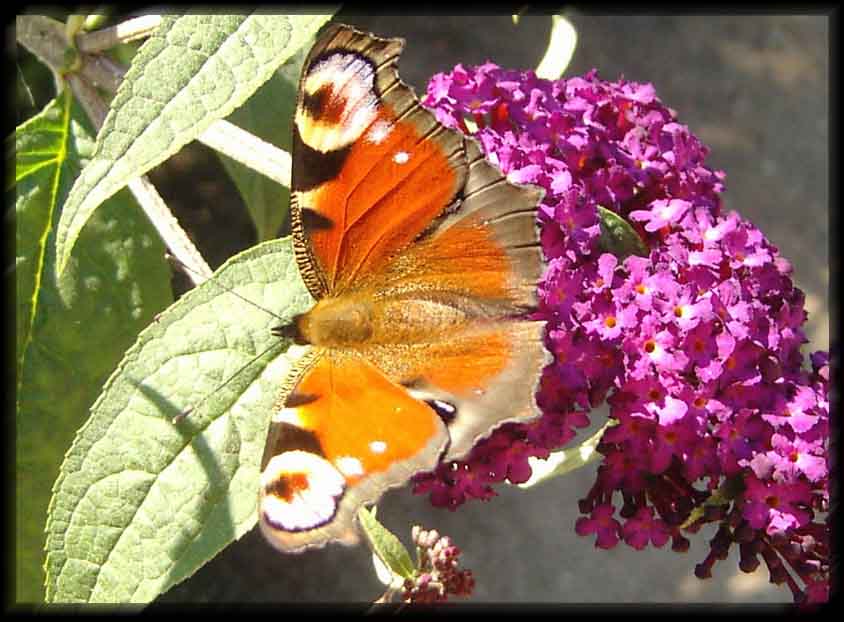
289, 24, 466, 297
259, 351, 447, 552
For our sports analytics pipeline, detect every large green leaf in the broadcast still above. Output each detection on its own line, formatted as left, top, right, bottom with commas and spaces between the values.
13, 90, 173, 603
55, 13, 334, 275
44, 238, 315, 603
219, 41, 311, 241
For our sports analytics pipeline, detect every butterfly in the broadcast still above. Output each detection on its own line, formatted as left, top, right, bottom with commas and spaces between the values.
258, 23, 548, 552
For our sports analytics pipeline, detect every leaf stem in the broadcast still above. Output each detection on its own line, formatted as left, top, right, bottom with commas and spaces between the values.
66, 73, 212, 284
75, 15, 162, 54
128, 177, 213, 284
535, 15, 578, 81
198, 120, 292, 190
76, 51, 124, 92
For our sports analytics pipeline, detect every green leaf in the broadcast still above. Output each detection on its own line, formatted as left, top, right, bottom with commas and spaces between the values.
218, 41, 310, 241
358, 507, 416, 581
517, 420, 618, 489
535, 15, 578, 81
54, 12, 335, 276
597, 205, 649, 260
680, 476, 744, 530
12, 90, 173, 603
44, 238, 315, 603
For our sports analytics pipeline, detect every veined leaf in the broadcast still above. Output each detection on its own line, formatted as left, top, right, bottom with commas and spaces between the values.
55, 13, 335, 276
44, 238, 314, 603
12, 90, 172, 603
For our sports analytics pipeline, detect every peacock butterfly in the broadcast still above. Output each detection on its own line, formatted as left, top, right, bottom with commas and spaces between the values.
258, 23, 548, 552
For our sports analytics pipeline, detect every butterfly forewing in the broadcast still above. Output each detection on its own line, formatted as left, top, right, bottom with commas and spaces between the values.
290, 24, 466, 297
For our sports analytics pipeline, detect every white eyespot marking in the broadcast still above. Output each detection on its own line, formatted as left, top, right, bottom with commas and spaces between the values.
369, 440, 387, 454
335, 456, 364, 477
367, 120, 393, 144
272, 407, 304, 427
392, 151, 410, 164
295, 52, 380, 152
260, 451, 345, 532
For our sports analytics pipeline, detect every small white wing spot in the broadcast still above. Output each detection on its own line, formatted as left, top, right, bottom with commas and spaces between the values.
393, 151, 410, 164
369, 440, 387, 454
335, 456, 364, 477
367, 120, 393, 144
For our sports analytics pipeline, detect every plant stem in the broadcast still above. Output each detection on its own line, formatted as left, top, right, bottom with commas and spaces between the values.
67, 72, 212, 284
198, 120, 292, 189
75, 15, 162, 53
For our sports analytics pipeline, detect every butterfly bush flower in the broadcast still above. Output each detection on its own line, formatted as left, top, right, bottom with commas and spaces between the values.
414, 63, 830, 603
401, 526, 475, 603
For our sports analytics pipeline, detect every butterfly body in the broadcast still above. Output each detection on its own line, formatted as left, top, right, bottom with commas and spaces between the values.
258, 24, 549, 553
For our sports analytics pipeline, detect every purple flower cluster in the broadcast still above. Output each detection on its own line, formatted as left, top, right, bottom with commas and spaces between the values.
401, 526, 475, 603
414, 63, 830, 603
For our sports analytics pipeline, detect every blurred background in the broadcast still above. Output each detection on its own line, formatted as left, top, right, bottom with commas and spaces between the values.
17, 12, 830, 604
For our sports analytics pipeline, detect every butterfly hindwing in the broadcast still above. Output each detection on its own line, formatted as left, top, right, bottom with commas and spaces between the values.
259, 351, 447, 552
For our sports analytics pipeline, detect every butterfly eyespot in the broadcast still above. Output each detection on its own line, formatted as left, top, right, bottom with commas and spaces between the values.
260, 451, 345, 532
302, 85, 340, 123
265, 471, 309, 502
297, 52, 379, 152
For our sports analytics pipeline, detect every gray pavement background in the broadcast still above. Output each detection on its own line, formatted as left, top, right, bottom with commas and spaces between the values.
154, 14, 830, 604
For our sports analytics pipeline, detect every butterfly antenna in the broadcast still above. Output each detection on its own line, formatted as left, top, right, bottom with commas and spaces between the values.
166, 252, 286, 322
173, 339, 283, 424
